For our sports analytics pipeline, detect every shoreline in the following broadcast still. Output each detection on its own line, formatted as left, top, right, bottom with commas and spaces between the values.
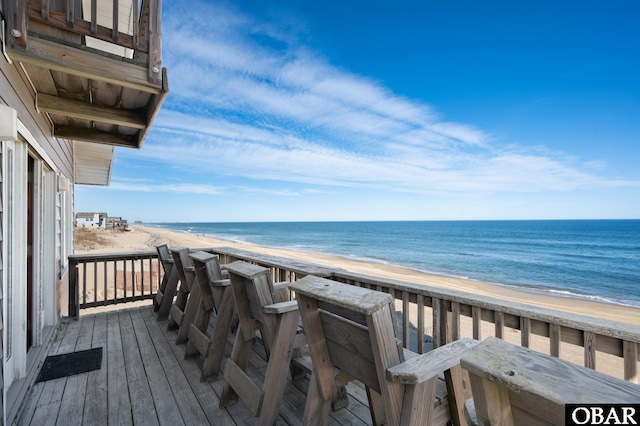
185, 230, 640, 310
77, 224, 640, 327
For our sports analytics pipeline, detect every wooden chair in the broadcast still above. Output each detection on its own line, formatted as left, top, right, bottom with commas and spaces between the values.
167, 246, 199, 344
219, 261, 301, 425
461, 336, 640, 426
183, 251, 235, 381
289, 275, 480, 426
154, 243, 179, 320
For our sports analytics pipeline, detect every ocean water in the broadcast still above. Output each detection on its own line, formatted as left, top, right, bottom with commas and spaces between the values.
147, 220, 640, 308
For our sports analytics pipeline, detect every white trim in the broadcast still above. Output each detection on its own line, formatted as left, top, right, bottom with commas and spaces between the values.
17, 120, 58, 173
3, 138, 28, 389
31, 157, 43, 347
3, 140, 15, 394
43, 167, 57, 326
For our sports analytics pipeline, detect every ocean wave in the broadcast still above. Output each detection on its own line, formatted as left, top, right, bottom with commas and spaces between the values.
484, 282, 640, 309
543, 288, 640, 308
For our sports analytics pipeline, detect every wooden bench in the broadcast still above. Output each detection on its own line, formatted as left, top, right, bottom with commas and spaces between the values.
219, 261, 303, 425
183, 251, 234, 381
154, 243, 179, 320
461, 336, 640, 425
289, 275, 480, 426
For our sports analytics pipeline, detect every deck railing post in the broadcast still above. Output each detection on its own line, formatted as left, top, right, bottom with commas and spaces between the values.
68, 256, 79, 319
147, 0, 162, 84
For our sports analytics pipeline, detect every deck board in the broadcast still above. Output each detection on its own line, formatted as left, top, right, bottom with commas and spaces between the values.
82, 313, 108, 425
143, 309, 236, 426
17, 305, 400, 425
119, 310, 159, 425
106, 310, 133, 426
57, 314, 96, 426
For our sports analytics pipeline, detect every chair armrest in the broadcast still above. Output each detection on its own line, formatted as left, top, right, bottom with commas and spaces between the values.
263, 300, 299, 315
387, 338, 479, 385
184, 266, 195, 272
211, 279, 230, 287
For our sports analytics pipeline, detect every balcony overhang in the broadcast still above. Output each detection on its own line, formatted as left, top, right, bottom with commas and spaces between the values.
74, 140, 114, 186
4, 0, 168, 149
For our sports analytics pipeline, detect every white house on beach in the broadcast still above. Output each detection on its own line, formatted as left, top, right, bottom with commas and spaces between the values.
75, 212, 107, 228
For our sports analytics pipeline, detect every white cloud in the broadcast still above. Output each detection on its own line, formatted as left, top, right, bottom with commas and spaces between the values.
109, 181, 225, 195
136, 1, 640, 199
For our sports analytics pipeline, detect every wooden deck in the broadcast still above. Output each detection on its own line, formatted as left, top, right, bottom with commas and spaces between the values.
16, 304, 381, 425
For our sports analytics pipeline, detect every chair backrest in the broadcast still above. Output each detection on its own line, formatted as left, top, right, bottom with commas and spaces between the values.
156, 243, 173, 271
189, 251, 224, 311
461, 336, 640, 425
190, 251, 224, 280
289, 275, 405, 411
170, 246, 192, 285
224, 261, 278, 354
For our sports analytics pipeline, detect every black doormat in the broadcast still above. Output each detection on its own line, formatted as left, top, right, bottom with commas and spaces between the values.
36, 347, 103, 383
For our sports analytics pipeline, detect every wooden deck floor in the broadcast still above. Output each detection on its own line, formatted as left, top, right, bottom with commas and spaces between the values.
17, 305, 375, 425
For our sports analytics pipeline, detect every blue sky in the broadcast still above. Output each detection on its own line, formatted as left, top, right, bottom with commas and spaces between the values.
76, 0, 640, 222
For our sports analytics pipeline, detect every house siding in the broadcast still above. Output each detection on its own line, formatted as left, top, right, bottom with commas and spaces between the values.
0, 65, 73, 180
1, 29, 75, 425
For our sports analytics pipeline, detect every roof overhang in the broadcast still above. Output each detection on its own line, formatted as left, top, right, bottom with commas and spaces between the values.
5, 0, 167, 149
74, 141, 115, 186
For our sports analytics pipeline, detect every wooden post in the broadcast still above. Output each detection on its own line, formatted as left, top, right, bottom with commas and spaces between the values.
68, 258, 79, 319
623, 341, 638, 384
132, 0, 139, 48
402, 291, 410, 349
147, 0, 162, 84
495, 311, 504, 339
432, 297, 441, 349
472, 306, 482, 341
42, 0, 50, 20
66, 0, 74, 27
112, 0, 119, 41
550, 324, 561, 358
451, 302, 461, 342
520, 317, 531, 348
417, 294, 425, 354
584, 331, 596, 370
90, 0, 97, 34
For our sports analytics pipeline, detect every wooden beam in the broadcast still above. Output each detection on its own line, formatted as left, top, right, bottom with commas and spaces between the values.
54, 125, 138, 147
7, 37, 161, 93
38, 93, 146, 129
137, 67, 169, 148
147, 0, 162, 84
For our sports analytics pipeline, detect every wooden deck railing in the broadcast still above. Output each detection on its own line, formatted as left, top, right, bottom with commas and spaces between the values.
5, 0, 162, 84
68, 246, 640, 383
68, 251, 161, 317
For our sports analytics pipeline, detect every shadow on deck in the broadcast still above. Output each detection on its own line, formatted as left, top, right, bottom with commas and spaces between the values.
17, 304, 384, 425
